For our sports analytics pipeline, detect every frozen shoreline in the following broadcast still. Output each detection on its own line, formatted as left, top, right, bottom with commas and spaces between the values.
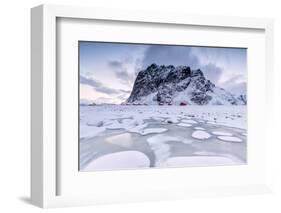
80, 105, 247, 171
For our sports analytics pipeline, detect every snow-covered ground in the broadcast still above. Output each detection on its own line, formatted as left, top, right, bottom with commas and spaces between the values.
80, 105, 247, 171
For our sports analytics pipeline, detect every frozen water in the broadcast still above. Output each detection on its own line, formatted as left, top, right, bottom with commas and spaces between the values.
191, 130, 211, 140
194, 151, 216, 155
162, 156, 240, 167
151, 116, 166, 122
106, 133, 133, 148
127, 123, 148, 134
177, 123, 192, 127
80, 105, 247, 171
147, 135, 183, 144
147, 135, 179, 165
80, 124, 105, 139
147, 134, 192, 165
181, 119, 198, 124
140, 128, 168, 135
212, 131, 232, 136
194, 127, 205, 130
218, 136, 243, 142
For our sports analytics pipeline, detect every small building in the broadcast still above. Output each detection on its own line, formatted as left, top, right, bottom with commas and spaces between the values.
180, 102, 188, 106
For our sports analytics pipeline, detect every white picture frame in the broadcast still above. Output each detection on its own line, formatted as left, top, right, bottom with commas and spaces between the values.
31, 4, 274, 208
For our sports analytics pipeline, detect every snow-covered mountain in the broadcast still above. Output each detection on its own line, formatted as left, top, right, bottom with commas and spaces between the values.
237, 94, 247, 105
126, 64, 246, 105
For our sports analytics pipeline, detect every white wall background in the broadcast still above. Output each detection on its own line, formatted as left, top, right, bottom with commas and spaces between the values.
0, 0, 280, 212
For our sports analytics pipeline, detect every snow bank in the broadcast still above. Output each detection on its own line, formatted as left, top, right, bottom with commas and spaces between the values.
81, 151, 150, 171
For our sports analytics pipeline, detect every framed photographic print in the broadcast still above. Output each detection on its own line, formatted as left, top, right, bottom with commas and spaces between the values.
78, 41, 247, 171
31, 4, 274, 208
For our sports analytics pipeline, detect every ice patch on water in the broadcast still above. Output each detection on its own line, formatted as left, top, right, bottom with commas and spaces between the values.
177, 123, 192, 127
81, 151, 150, 171
105, 120, 126, 130
147, 135, 183, 144
105, 117, 145, 132
197, 119, 205, 123
80, 125, 105, 139
147, 134, 192, 165
106, 133, 133, 148
147, 135, 175, 164
150, 143, 170, 165
151, 116, 166, 122
207, 121, 217, 125
127, 123, 148, 134
120, 118, 133, 124
140, 128, 168, 135
212, 131, 232, 136
218, 136, 243, 142
194, 127, 205, 130
181, 119, 198, 124
191, 130, 211, 140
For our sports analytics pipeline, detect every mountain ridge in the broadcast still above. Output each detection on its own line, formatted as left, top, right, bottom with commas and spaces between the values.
126, 63, 246, 105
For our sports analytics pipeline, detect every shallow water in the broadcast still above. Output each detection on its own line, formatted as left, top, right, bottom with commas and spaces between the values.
80, 117, 246, 170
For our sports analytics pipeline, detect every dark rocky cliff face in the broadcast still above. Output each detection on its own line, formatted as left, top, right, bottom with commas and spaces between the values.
126, 64, 246, 105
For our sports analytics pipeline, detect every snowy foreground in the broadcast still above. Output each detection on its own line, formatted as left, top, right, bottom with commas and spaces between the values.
80, 105, 247, 171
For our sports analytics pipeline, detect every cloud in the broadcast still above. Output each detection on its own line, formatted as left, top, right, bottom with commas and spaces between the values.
119, 89, 131, 94
220, 75, 247, 95
201, 63, 223, 85
94, 97, 116, 104
141, 45, 199, 69
108, 61, 123, 68
80, 42, 247, 103
139, 45, 223, 84
107, 60, 135, 87
224, 74, 245, 84
116, 69, 131, 83
139, 45, 246, 95
80, 75, 120, 95
227, 82, 247, 95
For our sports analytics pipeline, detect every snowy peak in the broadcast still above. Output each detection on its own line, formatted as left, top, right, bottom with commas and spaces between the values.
126, 64, 246, 105
237, 94, 247, 105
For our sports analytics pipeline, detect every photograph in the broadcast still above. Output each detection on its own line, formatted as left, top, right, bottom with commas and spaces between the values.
79, 41, 247, 171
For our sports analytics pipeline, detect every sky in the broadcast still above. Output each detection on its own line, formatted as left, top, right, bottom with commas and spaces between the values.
79, 41, 247, 104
